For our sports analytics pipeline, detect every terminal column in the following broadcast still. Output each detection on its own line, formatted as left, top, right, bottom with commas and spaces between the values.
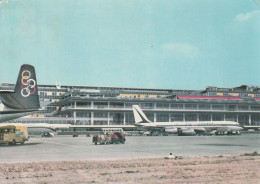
91, 112, 94, 125
73, 111, 77, 124
249, 114, 251, 125
154, 103, 157, 122
154, 113, 157, 122
123, 112, 126, 126
108, 112, 110, 126
74, 101, 77, 124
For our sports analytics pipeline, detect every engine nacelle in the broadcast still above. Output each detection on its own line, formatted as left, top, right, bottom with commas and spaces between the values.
179, 129, 196, 136
194, 128, 206, 134
217, 126, 242, 132
165, 127, 178, 133
226, 126, 243, 131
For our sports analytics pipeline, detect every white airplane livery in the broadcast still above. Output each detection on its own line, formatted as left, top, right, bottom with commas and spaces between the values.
132, 105, 243, 136
0, 64, 40, 123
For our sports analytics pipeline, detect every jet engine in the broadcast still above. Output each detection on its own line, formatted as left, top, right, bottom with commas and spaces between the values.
165, 127, 178, 134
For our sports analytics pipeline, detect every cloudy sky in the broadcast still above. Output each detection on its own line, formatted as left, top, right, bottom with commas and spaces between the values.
0, 0, 259, 90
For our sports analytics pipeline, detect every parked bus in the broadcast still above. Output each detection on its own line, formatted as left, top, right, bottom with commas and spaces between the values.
0, 125, 29, 145
101, 128, 124, 134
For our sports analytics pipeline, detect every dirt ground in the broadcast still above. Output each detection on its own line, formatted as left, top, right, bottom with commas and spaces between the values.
0, 155, 259, 184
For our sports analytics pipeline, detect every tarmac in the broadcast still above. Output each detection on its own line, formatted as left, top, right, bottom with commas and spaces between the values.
0, 134, 259, 162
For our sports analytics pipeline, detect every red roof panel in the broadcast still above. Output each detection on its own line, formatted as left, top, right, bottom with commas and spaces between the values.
177, 95, 242, 100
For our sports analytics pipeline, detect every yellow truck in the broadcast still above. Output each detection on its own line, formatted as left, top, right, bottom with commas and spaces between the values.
0, 125, 29, 145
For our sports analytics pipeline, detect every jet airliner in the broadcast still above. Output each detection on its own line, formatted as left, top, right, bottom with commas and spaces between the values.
132, 105, 243, 136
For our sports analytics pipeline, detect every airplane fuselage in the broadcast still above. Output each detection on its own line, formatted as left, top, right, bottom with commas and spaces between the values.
136, 121, 242, 134
136, 121, 240, 128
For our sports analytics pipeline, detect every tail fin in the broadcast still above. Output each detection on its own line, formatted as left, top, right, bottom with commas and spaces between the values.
132, 105, 151, 124
0, 64, 40, 109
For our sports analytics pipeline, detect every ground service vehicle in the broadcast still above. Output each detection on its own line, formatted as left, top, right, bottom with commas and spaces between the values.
72, 132, 78, 137
0, 125, 29, 145
112, 132, 126, 144
42, 132, 55, 137
92, 128, 126, 145
92, 134, 111, 145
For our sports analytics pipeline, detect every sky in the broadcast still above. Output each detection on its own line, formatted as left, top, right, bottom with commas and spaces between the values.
0, 0, 259, 90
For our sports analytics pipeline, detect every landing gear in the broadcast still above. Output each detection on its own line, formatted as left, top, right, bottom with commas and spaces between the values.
149, 129, 164, 136
235, 131, 241, 135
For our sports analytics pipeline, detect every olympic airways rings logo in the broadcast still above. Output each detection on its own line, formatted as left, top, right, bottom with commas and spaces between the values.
20, 70, 36, 97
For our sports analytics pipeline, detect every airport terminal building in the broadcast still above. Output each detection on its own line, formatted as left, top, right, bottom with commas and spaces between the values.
1, 83, 260, 128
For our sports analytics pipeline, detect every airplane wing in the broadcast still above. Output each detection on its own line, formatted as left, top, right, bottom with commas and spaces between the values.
24, 123, 71, 130
0, 123, 71, 131
0, 90, 14, 93
164, 126, 206, 135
